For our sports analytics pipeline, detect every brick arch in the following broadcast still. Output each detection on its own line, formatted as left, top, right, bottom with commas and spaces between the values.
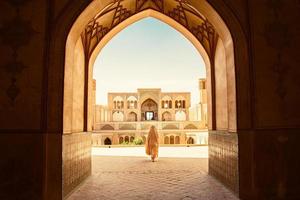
184, 124, 198, 130
46, 0, 250, 198
101, 124, 114, 130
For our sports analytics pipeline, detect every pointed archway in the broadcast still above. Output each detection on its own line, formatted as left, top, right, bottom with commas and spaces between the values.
45, 0, 251, 199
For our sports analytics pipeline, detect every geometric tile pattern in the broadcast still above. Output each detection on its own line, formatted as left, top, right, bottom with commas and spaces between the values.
209, 131, 239, 194
67, 156, 238, 200
63, 133, 92, 197
81, 0, 218, 61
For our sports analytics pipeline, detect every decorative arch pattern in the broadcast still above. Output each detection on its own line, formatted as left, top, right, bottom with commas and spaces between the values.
101, 124, 114, 130
127, 112, 138, 121
112, 111, 124, 121
162, 111, 172, 121
81, 0, 218, 62
184, 124, 198, 129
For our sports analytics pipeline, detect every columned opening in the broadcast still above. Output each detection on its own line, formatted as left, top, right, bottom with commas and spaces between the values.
58, 0, 248, 198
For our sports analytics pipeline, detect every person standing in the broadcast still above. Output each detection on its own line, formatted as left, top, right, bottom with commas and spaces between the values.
145, 125, 159, 162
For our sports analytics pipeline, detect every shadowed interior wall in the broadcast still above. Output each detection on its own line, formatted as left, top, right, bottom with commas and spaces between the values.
209, 131, 239, 194
0, 0, 300, 200
208, 37, 239, 193
62, 132, 91, 198
214, 38, 228, 130
71, 39, 85, 132
62, 37, 91, 198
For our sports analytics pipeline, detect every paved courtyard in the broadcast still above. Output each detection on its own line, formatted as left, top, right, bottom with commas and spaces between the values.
92, 146, 208, 158
67, 147, 238, 200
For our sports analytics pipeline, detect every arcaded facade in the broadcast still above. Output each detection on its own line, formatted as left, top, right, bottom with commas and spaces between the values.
92, 80, 208, 145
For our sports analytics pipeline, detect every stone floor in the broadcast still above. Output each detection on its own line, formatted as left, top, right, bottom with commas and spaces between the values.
92, 146, 209, 158
67, 155, 238, 200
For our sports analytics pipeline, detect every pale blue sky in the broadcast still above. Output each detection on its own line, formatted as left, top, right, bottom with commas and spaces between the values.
93, 17, 206, 105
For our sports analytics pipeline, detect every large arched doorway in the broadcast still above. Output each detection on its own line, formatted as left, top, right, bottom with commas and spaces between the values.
127, 112, 137, 121
46, 0, 250, 198
104, 137, 112, 145
141, 98, 158, 121
162, 111, 172, 121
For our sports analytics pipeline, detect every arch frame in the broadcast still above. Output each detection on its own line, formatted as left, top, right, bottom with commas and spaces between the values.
44, 0, 251, 199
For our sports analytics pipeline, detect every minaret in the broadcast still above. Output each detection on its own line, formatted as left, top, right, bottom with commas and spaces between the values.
199, 79, 208, 127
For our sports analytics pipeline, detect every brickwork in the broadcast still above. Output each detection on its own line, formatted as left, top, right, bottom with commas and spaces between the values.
63, 132, 92, 197
209, 131, 239, 194
67, 156, 238, 200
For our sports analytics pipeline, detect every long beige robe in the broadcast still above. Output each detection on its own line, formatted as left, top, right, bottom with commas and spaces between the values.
145, 126, 159, 158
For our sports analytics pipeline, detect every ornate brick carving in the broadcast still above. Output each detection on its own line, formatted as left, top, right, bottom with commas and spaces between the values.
0, 11, 35, 104
263, 0, 291, 101
191, 20, 218, 57
209, 131, 239, 194
63, 132, 92, 197
81, 0, 218, 61
81, 23, 109, 59
136, 0, 164, 12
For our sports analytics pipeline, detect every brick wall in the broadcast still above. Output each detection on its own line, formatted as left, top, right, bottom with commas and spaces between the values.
209, 131, 239, 194
62, 132, 92, 197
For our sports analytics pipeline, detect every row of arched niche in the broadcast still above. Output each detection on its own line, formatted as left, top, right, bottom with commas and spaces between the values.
113, 96, 186, 109
103, 135, 194, 145
112, 110, 187, 121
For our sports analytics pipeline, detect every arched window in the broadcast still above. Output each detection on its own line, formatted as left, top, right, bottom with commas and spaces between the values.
175, 136, 180, 144
175, 100, 178, 108
141, 99, 158, 121
127, 96, 137, 109
119, 137, 123, 144
128, 112, 137, 121
104, 138, 112, 145
161, 100, 165, 108
179, 100, 182, 108
130, 136, 134, 142
169, 100, 172, 108
162, 111, 172, 121
125, 136, 129, 143
134, 101, 137, 108
170, 136, 174, 144
182, 100, 186, 108
112, 111, 124, 121
187, 137, 194, 144
164, 136, 169, 144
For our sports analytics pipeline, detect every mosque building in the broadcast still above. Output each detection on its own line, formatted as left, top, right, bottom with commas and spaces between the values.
92, 79, 208, 145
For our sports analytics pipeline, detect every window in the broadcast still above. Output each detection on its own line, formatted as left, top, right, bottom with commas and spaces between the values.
104, 138, 112, 145
146, 111, 154, 120
125, 136, 129, 143
170, 136, 174, 144
119, 137, 123, 144
175, 136, 180, 144
164, 136, 169, 144
130, 136, 134, 142
169, 100, 172, 108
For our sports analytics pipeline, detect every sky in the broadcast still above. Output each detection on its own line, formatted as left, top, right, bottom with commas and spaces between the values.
93, 17, 206, 105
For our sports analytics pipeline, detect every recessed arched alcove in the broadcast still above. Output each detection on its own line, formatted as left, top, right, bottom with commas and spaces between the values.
45, 0, 250, 199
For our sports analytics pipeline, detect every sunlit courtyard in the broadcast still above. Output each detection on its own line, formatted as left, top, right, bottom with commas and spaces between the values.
92, 146, 208, 158
67, 146, 237, 200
